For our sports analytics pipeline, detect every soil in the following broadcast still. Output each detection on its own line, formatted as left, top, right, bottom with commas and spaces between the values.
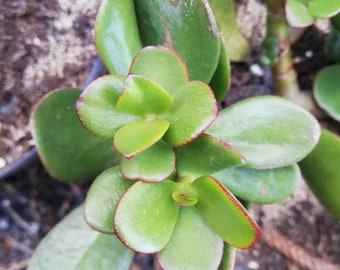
1, 1, 340, 270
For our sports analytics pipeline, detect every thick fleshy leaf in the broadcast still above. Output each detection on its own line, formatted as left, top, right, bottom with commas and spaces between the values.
213, 165, 301, 204
95, 0, 141, 75
157, 207, 224, 270
285, 0, 314, 27
129, 46, 189, 95
207, 96, 320, 169
175, 134, 246, 178
134, 0, 220, 82
192, 176, 261, 248
308, 0, 340, 19
115, 180, 179, 253
32, 89, 120, 182
163, 81, 218, 146
84, 166, 132, 234
114, 119, 170, 158
299, 129, 340, 219
314, 64, 340, 121
209, 0, 249, 62
76, 75, 140, 140
117, 74, 172, 116
209, 39, 231, 103
28, 206, 134, 270
120, 140, 175, 182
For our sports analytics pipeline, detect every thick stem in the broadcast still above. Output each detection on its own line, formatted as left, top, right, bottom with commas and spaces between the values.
264, 0, 316, 113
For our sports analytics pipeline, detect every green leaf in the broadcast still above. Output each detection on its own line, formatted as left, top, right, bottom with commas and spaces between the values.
114, 119, 170, 158
192, 176, 261, 248
28, 206, 134, 270
285, 0, 314, 27
207, 96, 320, 169
129, 46, 188, 95
175, 134, 246, 178
213, 165, 301, 204
120, 140, 175, 182
117, 74, 172, 116
209, 0, 249, 62
84, 166, 132, 234
299, 129, 340, 219
76, 75, 140, 140
163, 81, 218, 146
95, 0, 142, 75
209, 39, 231, 103
308, 0, 340, 19
314, 64, 340, 121
134, 0, 220, 82
157, 207, 224, 270
32, 89, 120, 182
115, 180, 179, 253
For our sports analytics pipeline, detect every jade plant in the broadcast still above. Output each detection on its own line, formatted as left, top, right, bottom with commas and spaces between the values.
28, 1, 321, 269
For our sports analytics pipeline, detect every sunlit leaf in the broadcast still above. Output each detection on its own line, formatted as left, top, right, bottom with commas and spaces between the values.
32, 89, 120, 182
120, 140, 175, 182
84, 166, 132, 234
95, 0, 141, 75
76, 75, 140, 140
115, 180, 179, 253
207, 96, 320, 169
157, 207, 224, 270
213, 165, 301, 204
28, 206, 134, 270
193, 176, 261, 248
299, 129, 340, 219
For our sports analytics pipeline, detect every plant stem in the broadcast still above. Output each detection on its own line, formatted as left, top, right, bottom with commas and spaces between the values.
264, 0, 316, 113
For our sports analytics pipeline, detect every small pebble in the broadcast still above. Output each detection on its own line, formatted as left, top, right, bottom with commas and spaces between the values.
0, 157, 6, 169
248, 260, 260, 270
250, 64, 264, 77
305, 50, 313, 58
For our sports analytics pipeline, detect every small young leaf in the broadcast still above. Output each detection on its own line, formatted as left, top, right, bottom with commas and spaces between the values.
175, 134, 246, 178
134, 0, 220, 82
129, 46, 188, 95
76, 75, 140, 140
28, 206, 134, 270
114, 119, 170, 158
115, 180, 179, 253
117, 74, 172, 116
213, 165, 301, 204
95, 0, 142, 75
299, 129, 340, 219
192, 176, 261, 249
314, 64, 340, 121
157, 207, 224, 270
32, 89, 120, 182
163, 81, 218, 146
120, 140, 175, 182
84, 166, 132, 234
207, 96, 320, 169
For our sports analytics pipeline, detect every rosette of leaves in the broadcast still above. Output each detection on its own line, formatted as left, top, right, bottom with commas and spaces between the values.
77, 46, 218, 183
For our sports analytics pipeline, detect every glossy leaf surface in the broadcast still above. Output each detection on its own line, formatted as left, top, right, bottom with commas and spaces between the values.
95, 0, 141, 75
114, 119, 170, 158
163, 81, 218, 146
175, 134, 245, 178
209, 0, 249, 62
134, 0, 220, 82
129, 46, 188, 95
209, 39, 231, 103
84, 166, 131, 234
193, 176, 261, 248
32, 89, 120, 182
299, 129, 340, 219
157, 207, 224, 270
213, 165, 301, 204
120, 140, 175, 182
76, 75, 140, 140
207, 96, 320, 169
28, 206, 133, 270
117, 74, 172, 116
115, 180, 179, 253
314, 64, 340, 121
